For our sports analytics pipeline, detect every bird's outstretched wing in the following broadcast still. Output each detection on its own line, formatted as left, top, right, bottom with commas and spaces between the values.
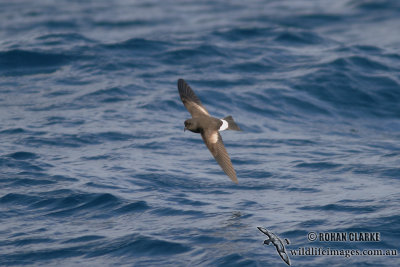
201, 130, 238, 183
178, 79, 210, 117
258, 227, 271, 237
278, 250, 291, 266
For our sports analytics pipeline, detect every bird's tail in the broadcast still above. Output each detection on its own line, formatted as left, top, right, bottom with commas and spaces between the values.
224, 116, 241, 131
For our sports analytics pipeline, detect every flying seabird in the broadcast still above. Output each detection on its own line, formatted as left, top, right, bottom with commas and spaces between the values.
177, 78, 241, 183
257, 227, 291, 266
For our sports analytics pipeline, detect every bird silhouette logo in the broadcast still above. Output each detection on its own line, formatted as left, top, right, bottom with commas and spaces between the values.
257, 227, 291, 266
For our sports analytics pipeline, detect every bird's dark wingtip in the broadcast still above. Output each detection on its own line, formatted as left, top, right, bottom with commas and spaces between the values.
177, 79, 187, 91
257, 227, 269, 235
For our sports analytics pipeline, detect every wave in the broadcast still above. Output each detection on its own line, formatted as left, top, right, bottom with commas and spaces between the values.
20, 131, 135, 148
104, 37, 170, 51
6, 151, 38, 160
299, 203, 380, 214
349, 0, 400, 10
292, 50, 400, 118
274, 30, 324, 45
160, 44, 227, 65
0, 49, 71, 76
76, 86, 132, 104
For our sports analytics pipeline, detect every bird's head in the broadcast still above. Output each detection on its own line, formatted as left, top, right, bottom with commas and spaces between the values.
263, 239, 271, 245
184, 119, 200, 133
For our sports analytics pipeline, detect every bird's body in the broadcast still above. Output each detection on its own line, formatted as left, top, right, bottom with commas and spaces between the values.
177, 79, 241, 183
184, 116, 220, 133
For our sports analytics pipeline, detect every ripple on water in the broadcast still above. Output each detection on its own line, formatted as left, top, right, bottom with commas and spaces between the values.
86, 233, 191, 258
299, 203, 381, 214
6, 151, 39, 160
0, 49, 72, 76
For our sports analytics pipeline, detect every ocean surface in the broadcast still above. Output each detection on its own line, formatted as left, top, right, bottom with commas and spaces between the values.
1, 0, 400, 266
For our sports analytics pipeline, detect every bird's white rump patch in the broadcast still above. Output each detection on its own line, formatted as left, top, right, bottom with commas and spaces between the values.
219, 119, 229, 131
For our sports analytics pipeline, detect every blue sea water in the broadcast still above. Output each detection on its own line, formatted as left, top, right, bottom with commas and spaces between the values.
1, 0, 400, 266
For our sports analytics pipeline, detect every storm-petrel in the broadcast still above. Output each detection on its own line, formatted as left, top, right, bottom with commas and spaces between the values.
177, 79, 241, 183
257, 227, 291, 266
